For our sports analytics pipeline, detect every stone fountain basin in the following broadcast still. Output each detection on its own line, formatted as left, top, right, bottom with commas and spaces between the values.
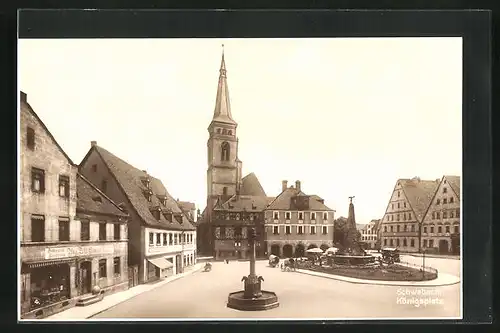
227, 290, 279, 311
331, 255, 376, 265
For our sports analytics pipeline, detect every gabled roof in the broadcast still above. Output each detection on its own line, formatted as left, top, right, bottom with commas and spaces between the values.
266, 187, 334, 211
444, 175, 461, 199
88, 145, 195, 231
400, 178, 439, 222
240, 172, 267, 196
20, 92, 76, 166
216, 195, 271, 212
76, 173, 128, 219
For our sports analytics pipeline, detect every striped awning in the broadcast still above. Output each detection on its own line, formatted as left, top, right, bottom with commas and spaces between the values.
24, 258, 74, 268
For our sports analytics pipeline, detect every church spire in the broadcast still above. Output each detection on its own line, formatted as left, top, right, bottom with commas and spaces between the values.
212, 44, 236, 125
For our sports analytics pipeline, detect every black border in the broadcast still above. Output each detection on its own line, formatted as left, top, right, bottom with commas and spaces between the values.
10, 8, 492, 327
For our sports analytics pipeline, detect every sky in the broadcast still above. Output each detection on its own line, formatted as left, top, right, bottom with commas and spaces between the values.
18, 38, 462, 224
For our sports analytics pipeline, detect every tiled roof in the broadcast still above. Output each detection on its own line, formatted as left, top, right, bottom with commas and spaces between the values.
216, 195, 271, 212
445, 175, 461, 199
76, 173, 128, 219
400, 178, 439, 222
178, 201, 196, 211
93, 146, 195, 231
240, 172, 267, 197
266, 188, 333, 211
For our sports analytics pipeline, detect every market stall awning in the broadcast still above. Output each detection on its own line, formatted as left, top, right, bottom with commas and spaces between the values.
147, 258, 173, 269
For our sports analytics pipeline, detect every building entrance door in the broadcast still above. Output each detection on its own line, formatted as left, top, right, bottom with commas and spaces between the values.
79, 261, 92, 295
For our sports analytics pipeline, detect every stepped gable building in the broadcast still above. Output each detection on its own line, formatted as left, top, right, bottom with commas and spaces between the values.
421, 175, 461, 254
79, 143, 196, 284
198, 48, 273, 257
379, 177, 439, 253
265, 180, 335, 258
19, 92, 129, 319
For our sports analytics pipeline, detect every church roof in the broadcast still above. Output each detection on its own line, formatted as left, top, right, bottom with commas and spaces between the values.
211, 48, 236, 125
400, 178, 440, 223
76, 173, 128, 219
444, 175, 461, 199
240, 172, 267, 196
86, 145, 195, 231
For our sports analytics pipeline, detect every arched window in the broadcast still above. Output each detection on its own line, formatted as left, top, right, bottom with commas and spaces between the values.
221, 142, 230, 161
222, 129, 227, 135
216, 128, 221, 134
228, 130, 232, 135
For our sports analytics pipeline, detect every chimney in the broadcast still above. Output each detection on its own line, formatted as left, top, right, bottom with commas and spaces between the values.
295, 180, 301, 192
91, 141, 97, 147
20, 91, 27, 103
282, 180, 288, 192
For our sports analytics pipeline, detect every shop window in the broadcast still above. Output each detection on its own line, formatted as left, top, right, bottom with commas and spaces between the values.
114, 224, 121, 240
59, 175, 70, 198
31, 215, 45, 242
58, 219, 70, 241
149, 233, 154, 246
81, 220, 90, 241
31, 168, 45, 193
99, 223, 106, 240
322, 226, 328, 234
27, 127, 35, 150
99, 259, 107, 278
114, 257, 121, 276
310, 226, 316, 235
285, 226, 291, 234
410, 239, 415, 247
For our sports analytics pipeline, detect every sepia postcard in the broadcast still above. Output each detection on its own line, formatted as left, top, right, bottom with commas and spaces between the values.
18, 36, 463, 321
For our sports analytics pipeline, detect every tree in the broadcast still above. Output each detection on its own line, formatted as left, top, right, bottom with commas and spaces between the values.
333, 217, 349, 246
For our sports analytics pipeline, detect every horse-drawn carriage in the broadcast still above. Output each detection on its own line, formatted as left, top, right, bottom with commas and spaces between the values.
268, 255, 280, 267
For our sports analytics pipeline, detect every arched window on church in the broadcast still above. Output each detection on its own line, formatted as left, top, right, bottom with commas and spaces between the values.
221, 142, 230, 161
216, 128, 221, 134
222, 129, 227, 135
228, 130, 232, 135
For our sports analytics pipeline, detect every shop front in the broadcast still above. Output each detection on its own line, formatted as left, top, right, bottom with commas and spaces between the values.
145, 255, 175, 282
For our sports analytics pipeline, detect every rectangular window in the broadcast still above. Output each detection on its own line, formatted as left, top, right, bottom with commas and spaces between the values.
323, 212, 328, 220
59, 175, 70, 198
149, 233, 154, 245
390, 226, 393, 232
450, 211, 455, 218
429, 240, 434, 248
31, 215, 45, 242
430, 226, 434, 233
322, 226, 327, 235
99, 223, 106, 240
114, 257, 121, 275
273, 226, 279, 235
310, 226, 316, 235
163, 233, 167, 245
423, 239, 428, 247
27, 127, 35, 149
410, 239, 415, 247
443, 198, 447, 204
169, 233, 173, 244
438, 226, 442, 233
411, 224, 415, 232
91, 164, 97, 172
396, 225, 400, 232
183, 234, 186, 244
384, 239, 387, 246
408, 212, 412, 219
99, 259, 107, 278
58, 218, 70, 241
436, 212, 441, 219
443, 187, 447, 193
397, 214, 400, 221
285, 226, 291, 234
404, 202, 407, 208
285, 212, 291, 220
423, 226, 427, 233
31, 168, 45, 193
450, 197, 454, 203
396, 239, 400, 247
174, 234, 178, 245
156, 233, 161, 245
445, 226, 450, 233
390, 239, 394, 246
454, 225, 459, 234
273, 211, 279, 220
78, 221, 89, 242
311, 212, 316, 220
443, 211, 448, 219
298, 212, 303, 220
403, 224, 407, 232
456, 209, 460, 218
403, 213, 406, 221
297, 226, 303, 234
384, 226, 387, 232
403, 239, 407, 246
397, 202, 400, 209
437, 199, 441, 205
432, 212, 435, 219
114, 224, 121, 240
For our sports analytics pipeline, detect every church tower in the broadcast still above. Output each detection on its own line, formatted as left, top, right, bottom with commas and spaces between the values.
207, 46, 242, 205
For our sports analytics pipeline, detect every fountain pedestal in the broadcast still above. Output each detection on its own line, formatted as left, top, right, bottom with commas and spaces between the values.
227, 228, 279, 311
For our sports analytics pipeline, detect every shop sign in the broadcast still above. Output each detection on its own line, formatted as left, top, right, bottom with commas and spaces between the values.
45, 244, 115, 259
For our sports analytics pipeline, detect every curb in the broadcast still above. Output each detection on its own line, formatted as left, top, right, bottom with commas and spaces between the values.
408, 254, 460, 260
86, 264, 204, 319
294, 269, 460, 287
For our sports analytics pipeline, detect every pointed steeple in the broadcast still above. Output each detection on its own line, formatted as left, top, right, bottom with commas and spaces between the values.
212, 44, 236, 125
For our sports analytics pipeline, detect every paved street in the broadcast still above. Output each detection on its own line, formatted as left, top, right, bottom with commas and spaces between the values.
92, 260, 460, 320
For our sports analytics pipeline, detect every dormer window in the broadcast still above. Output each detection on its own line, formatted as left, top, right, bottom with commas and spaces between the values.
175, 214, 183, 224
151, 207, 161, 220
162, 211, 173, 222
157, 195, 167, 206
141, 176, 151, 189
